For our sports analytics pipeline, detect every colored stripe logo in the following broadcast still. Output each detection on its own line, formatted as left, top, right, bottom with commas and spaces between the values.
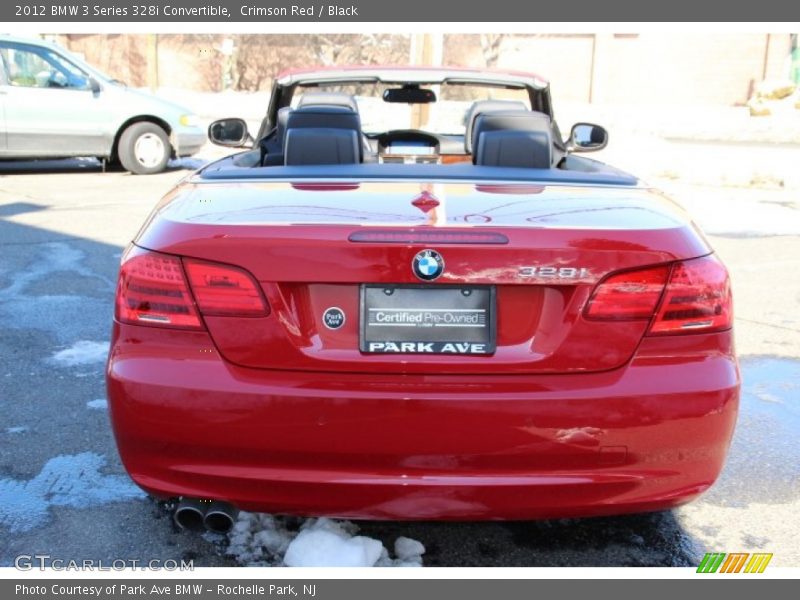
697, 552, 773, 573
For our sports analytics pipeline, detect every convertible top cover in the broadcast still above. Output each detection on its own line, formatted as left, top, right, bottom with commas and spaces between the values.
198, 161, 639, 186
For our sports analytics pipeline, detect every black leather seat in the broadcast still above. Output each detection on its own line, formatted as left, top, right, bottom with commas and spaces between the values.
464, 100, 528, 154
472, 110, 553, 169
297, 92, 376, 161
284, 129, 360, 165
262, 98, 362, 165
283, 105, 363, 165
284, 105, 362, 136
261, 106, 293, 166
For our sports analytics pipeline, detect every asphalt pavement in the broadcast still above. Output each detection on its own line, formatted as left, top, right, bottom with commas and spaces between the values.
0, 155, 798, 567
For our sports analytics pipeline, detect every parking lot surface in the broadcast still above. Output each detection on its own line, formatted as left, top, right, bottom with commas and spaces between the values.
1, 156, 798, 567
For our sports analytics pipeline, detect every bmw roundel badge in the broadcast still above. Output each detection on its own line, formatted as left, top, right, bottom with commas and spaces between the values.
412, 249, 445, 281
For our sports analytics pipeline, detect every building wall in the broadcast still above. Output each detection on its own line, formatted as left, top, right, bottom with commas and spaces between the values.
590, 33, 790, 105
458, 33, 791, 105
56, 33, 794, 106
444, 34, 596, 103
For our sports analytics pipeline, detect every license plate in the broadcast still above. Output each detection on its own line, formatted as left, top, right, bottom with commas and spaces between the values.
360, 285, 496, 354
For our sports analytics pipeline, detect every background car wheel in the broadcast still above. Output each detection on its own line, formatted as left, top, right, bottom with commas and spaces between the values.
117, 122, 171, 175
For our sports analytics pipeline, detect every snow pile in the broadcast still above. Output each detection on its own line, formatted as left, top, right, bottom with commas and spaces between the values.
284, 527, 383, 567
393, 536, 426, 562
690, 198, 800, 237
226, 513, 294, 565
0, 452, 145, 532
226, 513, 424, 567
86, 399, 108, 410
51, 341, 110, 367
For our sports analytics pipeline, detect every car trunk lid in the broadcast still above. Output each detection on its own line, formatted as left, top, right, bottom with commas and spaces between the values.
135, 179, 710, 374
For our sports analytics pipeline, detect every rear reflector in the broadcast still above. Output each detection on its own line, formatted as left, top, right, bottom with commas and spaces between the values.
649, 254, 732, 335
184, 259, 269, 317
349, 230, 509, 244
115, 246, 202, 330
584, 265, 670, 320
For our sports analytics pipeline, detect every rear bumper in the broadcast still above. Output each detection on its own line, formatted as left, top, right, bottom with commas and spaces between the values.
106, 323, 739, 520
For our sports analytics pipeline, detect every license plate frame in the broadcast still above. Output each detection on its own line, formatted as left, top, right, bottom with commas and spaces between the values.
359, 284, 496, 355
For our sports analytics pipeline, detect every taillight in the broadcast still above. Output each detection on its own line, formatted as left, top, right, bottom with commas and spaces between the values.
584, 254, 733, 335
183, 259, 269, 317
116, 247, 269, 329
115, 246, 202, 329
585, 265, 669, 320
649, 254, 732, 335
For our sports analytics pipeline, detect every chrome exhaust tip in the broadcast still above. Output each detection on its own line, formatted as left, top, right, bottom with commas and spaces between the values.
203, 500, 239, 534
173, 497, 208, 531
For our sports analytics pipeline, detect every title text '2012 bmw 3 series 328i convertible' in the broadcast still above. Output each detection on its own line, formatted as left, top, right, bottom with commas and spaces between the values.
106, 67, 739, 533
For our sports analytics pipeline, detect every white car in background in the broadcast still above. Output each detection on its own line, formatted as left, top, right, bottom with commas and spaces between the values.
0, 35, 206, 174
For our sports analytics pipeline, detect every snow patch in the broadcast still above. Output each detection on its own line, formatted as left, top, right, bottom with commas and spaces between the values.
86, 399, 108, 410
0, 242, 114, 344
394, 536, 426, 561
692, 200, 800, 237
656, 182, 800, 237
284, 528, 384, 567
51, 341, 109, 367
201, 530, 227, 544
0, 452, 145, 533
226, 513, 424, 567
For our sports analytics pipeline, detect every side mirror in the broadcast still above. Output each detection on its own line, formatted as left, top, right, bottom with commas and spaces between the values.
88, 77, 101, 93
567, 123, 608, 152
209, 118, 251, 147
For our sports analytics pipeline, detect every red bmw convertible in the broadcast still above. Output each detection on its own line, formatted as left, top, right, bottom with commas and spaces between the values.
106, 66, 739, 533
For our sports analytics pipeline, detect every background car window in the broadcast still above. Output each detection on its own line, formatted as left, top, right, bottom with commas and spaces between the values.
0, 45, 90, 90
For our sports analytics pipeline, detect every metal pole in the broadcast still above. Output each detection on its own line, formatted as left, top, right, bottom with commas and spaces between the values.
588, 34, 597, 103
146, 33, 159, 92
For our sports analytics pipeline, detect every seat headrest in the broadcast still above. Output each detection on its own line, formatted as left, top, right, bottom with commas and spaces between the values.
464, 100, 528, 153
285, 105, 361, 130
473, 110, 553, 169
284, 128, 360, 166
297, 91, 359, 113
284, 106, 364, 162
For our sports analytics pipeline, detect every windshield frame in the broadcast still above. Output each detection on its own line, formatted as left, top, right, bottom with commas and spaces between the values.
257, 72, 555, 143
289, 80, 535, 136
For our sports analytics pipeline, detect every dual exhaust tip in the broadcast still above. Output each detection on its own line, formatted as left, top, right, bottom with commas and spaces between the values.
174, 498, 239, 534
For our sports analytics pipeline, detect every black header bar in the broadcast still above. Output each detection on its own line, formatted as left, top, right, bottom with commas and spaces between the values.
3, 0, 799, 22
